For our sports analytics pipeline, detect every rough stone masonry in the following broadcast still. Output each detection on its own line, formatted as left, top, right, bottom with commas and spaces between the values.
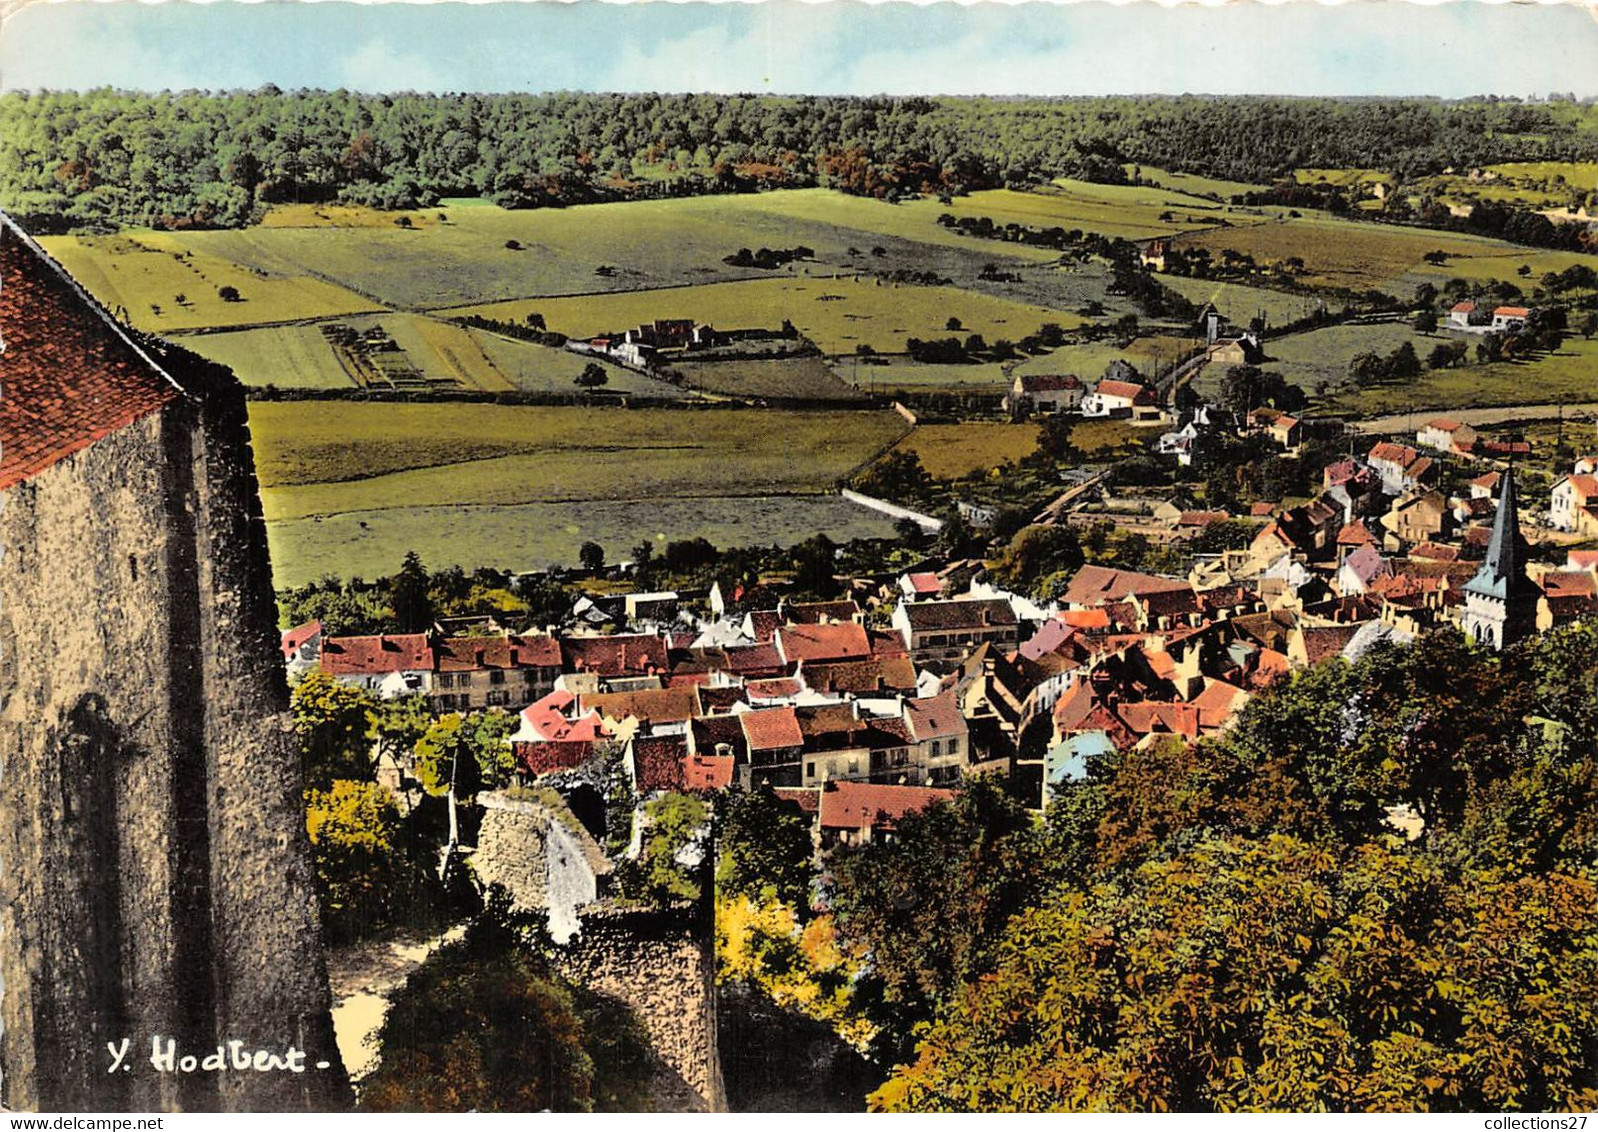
0, 214, 350, 1111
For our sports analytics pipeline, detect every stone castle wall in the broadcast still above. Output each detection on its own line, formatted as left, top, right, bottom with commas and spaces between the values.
555, 904, 726, 1113
0, 376, 350, 1111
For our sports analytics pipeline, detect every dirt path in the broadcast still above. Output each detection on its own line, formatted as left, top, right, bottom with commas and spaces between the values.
326, 924, 467, 1084
1351, 403, 1598, 435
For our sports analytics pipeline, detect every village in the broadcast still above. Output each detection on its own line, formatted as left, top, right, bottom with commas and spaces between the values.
280, 304, 1598, 917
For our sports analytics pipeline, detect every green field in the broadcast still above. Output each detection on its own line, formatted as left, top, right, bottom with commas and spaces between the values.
249, 401, 910, 584
182, 324, 358, 389
1191, 320, 1432, 400
182, 315, 683, 397
1014, 334, 1201, 382
1158, 276, 1324, 328
250, 402, 908, 503
855, 358, 1012, 392
1195, 319, 1598, 416
37, 232, 383, 333
674, 356, 862, 400
894, 423, 1041, 478
448, 275, 1080, 356
130, 190, 1081, 312
1169, 215, 1516, 294
266, 495, 900, 588
1322, 335, 1598, 416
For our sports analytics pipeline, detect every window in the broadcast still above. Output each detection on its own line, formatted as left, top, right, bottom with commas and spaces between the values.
490, 670, 506, 685
949, 738, 959, 756
806, 762, 816, 779
931, 740, 942, 757
487, 691, 509, 707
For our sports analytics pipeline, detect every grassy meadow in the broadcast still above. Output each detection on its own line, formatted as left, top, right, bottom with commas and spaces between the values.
38, 232, 382, 333
249, 400, 910, 584
895, 423, 1041, 478
449, 275, 1080, 355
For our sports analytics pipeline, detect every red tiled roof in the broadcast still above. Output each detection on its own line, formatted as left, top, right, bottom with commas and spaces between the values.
803, 656, 918, 695
722, 642, 787, 677
684, 753, 735, 792
1494, 306, 1530, 318
1062, 565, 1190, 607
633, 735, 689, 794
745, 676, 804, 699
0, 216, 186, 490
514, 740, 595, 777
904, 691, 966, 742
785, 599, 860, 625
740, 707, 804, 751
1096, 379, 1153, 402
777, 622, 871, 664
281, 620, 322, 659
746, 610, 783, 642
1250, 501, 1276, 517
435, 635, 562, 671
561, 634, 668, 677
818, 780, 954, 832
1426, 418, 1462, 432
321, 633, 434, 675
772, 786, 822, 817
520, 692, 608, 743
583, 684, 702, 725
1451, 301, 1476, 313
904, 572, 942, 595
1018, 373, 1082, 393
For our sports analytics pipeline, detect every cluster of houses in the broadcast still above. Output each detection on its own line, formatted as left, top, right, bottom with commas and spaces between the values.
1003, 369, 1163, 422
573, 318, 719, 369
1446, 302, 1533, 334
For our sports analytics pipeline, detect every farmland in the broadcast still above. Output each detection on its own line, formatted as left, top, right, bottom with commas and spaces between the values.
265, 495, 900, 589
1168, 215, 1517, 293
449, 276, 1079, 356
37, 232, 382, 333
249, 401, 908, 584
1014, 334, 1202, 382
182, 313, 680, 397
673, 356, 862, 400
895, 423, 1041, 479
1321, 335, 1598, 417
1158, 276, 1325, 328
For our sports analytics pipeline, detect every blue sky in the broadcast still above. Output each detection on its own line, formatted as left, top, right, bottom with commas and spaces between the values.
2, 1, 1596, 98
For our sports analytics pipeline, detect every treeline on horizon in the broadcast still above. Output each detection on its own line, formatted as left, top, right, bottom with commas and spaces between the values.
4, 88, 1598, 231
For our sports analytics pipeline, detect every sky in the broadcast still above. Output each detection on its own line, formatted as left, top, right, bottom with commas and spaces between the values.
1, 0, 1597, 99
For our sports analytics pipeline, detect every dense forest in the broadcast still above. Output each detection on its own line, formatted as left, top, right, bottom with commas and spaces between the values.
4, 89, 1598, 231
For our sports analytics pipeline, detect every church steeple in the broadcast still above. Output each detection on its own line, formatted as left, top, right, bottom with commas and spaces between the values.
1462, 466, 1538, 650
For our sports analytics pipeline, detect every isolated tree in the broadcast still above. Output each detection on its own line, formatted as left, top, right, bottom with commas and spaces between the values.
291, 670, 378, 789
945, 316, 963, 332
217, 284, 241, 302
578, 541, 605, 572
1413, 308, 1438, 333
574, 362, 608, 388
390, 550, 434, 632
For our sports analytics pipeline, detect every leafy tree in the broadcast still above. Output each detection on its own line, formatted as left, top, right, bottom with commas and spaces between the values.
305, 779, 442, 942
574, 362, 608, 388
830, 777, 1055, 1058
413, 711, 516, 801
360, 903, 654, 1112
619, 792, 710, 907
792, 533, 840, 598
717, 788, 816, 914
1413, 308, 1438, 333
993, 524, 1084, 596
873, 835, 1598, 1113
291, 670, 378, 789
852, 449, 933, 502
217, 284, 241, 302
390, 550, 435, 633
578, 541, 605, 572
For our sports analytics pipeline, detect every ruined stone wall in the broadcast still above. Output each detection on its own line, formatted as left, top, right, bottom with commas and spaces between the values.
0, 385, 349, 1111
555, 904, 726, 1113
472, 796, 551, 917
